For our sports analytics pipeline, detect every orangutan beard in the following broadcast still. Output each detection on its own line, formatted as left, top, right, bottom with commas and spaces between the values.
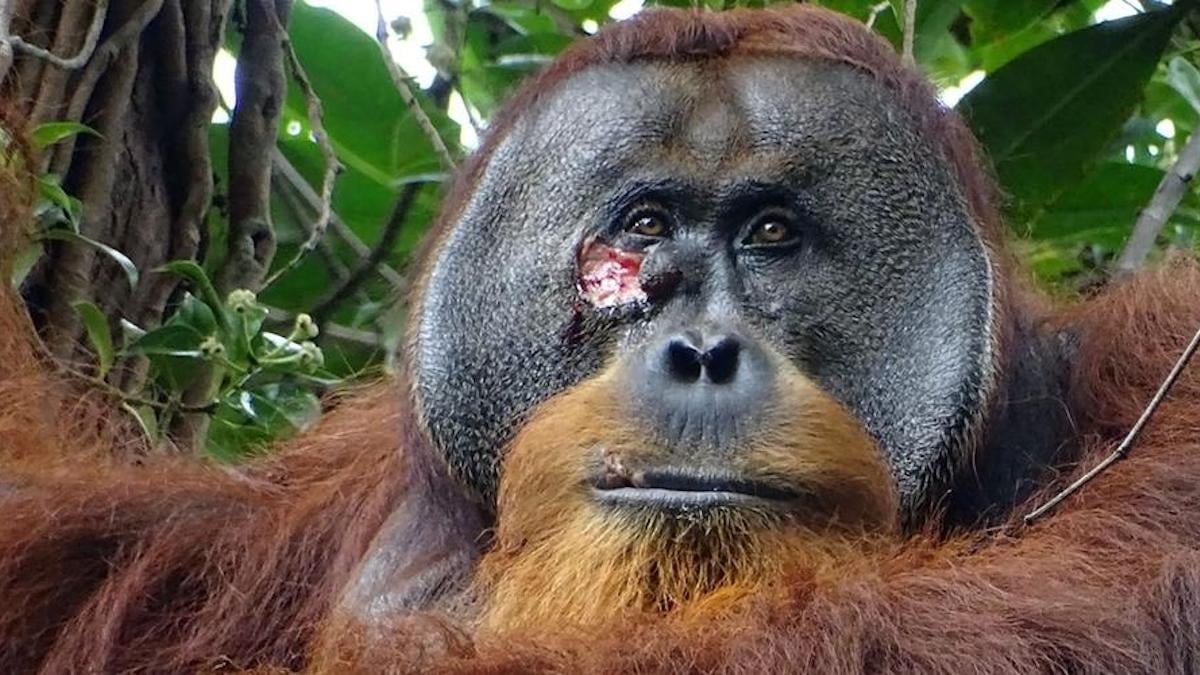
472, 368, 898, 633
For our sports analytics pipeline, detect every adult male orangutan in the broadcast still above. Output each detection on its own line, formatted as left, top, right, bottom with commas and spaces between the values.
1, 5, 1199, 674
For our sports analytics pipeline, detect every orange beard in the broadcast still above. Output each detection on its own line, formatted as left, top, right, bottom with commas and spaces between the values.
474, 367, 898, 633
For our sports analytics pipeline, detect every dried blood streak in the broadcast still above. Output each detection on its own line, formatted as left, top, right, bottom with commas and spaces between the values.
577, 240, 646, 309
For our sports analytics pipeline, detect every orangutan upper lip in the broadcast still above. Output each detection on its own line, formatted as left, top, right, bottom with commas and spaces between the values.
590, 468, 798, 507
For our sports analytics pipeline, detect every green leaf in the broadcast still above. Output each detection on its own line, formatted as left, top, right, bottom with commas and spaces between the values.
158, 260, 226, 328
40, 228, 139, 289
126, 323, 207, 390
122, 402, 160, 444
174, 292, 219, 336
127, 324, 205, 357
551, 0, 594, 10
119, 319, 146, 348
205, 384, 321, 461
9, 241, 43, 288
1166, 56, 1200, 116
963, 0, 1057, 44
1029, 163, 1153, 239
227, 303, 270, 364
1022, 160, 1200, 283
31, 122, 100, 149
72, 300, 115, 378
875, 0, 967, 66
285, 3, 460, 184
35, 174, 82, 229
958, 9, 1183, 222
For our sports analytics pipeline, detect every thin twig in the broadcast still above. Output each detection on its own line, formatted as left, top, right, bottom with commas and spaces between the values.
0, 3, 12, 82
269, 149, 407, 291
266, 307, 381, 348
1115, 126, 1200, 275
262, 32, 343, 289
4, 0, 109, 72
310, 181, 423, 325
275, 171, 353, 281
1024, 322, 1200, 525
902, 0, 917, 66
373, 0, 456, 171
268, 148, 408, 290
49, 0, 166, 175
864, 2, 891, 30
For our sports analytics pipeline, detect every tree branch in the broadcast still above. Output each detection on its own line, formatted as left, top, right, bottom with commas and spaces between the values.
373, 0, 456, 171
865, 2, 891, 30
902, 0, 917, 66
1024, 321, 1200, 524
50, 0, 168, 175
1, 0, 108, 76
261, 26, 342, 290
216, 0, 293, 294
275, 171, 351, 281
309, 182, 422, 326
269, 148, 406, 291
1115, 126, 1200, 275
0, 1, 16, 82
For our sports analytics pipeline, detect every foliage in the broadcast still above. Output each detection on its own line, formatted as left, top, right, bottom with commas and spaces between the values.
11, 0, 1200, 459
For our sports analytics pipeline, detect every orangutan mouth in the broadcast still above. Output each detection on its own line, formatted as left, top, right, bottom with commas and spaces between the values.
590, 467, 799, 510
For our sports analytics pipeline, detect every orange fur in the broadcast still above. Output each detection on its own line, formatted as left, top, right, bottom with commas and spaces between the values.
477, 366, 896, 632
0, 6, 1199, 674
306, 262, 1200, 675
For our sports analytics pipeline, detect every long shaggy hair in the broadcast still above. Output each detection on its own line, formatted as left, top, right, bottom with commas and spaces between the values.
476, 367, 896, 633
312, 261, 1200, 675
0, 5, 1198, 675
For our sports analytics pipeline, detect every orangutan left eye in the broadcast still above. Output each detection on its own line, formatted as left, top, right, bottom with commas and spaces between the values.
744, 214, 801, 248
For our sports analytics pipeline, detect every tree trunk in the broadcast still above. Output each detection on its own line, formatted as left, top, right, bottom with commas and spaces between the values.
3, 0, 289, 452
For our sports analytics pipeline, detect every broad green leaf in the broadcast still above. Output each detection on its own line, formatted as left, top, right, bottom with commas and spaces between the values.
158, 260, 226, 328
248, 384, 322, 433
72, 300, 114, 378
964, 0, 1057, 45
286, 3, 460, 184
206, 385, 321, 461
126, 323, 207, 389
1024, 161, 1200, 282
259, 332, 304, 358
31, 122, 100, 149
266, 136, 439, 330
958, 9, 1183, 222
1166, 56, 1200, 116
35, 174, 82, 229
484, 4, 560, 35
9, 241, 43, 288
174, 292, 219, 336
227, 302, 270, 365
127, 324, 205, 357
1028, 163, 1180, 240
40, 228, 139, 289
206, 402, 277, 461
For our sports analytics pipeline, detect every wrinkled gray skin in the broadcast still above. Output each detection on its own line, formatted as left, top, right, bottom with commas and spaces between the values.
416, 56, 1000, 519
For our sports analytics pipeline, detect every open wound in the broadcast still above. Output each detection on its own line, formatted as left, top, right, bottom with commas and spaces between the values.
577, 239, 646, 309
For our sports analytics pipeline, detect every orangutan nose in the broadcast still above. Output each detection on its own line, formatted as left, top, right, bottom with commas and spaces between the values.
663, 331, 741, 385
630, 325, 774, 450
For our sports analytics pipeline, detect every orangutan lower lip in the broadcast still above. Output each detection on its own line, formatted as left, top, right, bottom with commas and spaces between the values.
592, 486, 762, 508
590, 468, 799, 509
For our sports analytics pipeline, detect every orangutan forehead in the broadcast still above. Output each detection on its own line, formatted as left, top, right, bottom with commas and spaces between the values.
502, 55, 932, 181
